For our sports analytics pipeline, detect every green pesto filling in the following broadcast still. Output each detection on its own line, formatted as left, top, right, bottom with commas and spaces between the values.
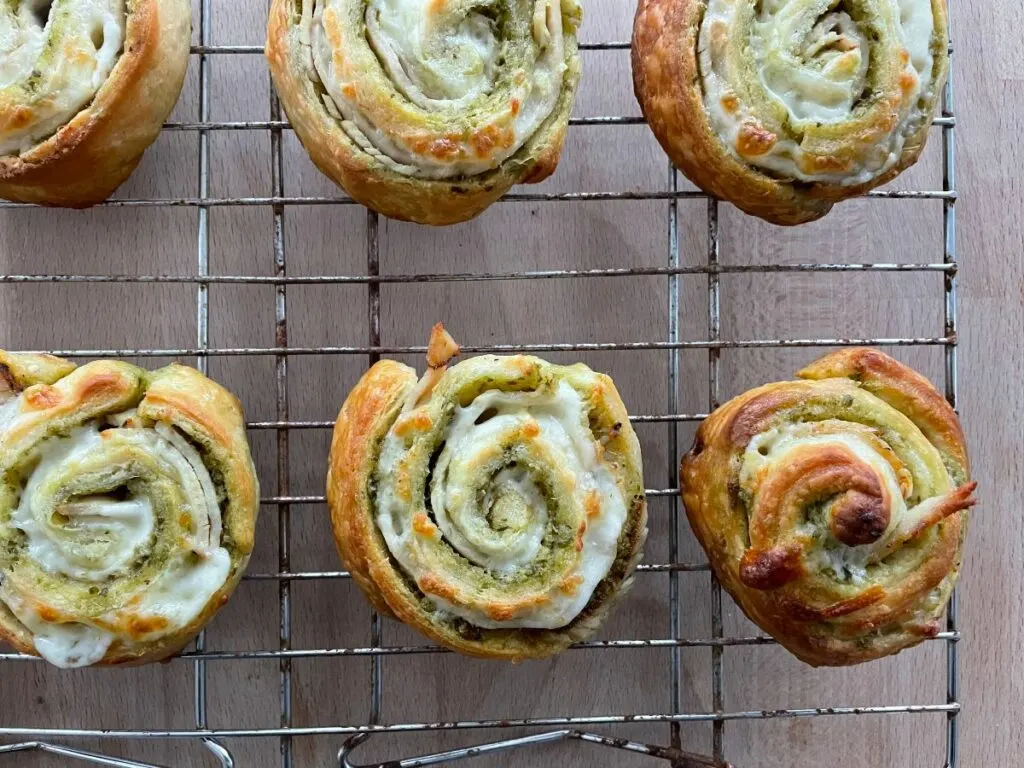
0, 416, 233, 618
412, 416, 575, 592
368, 357, 644, 642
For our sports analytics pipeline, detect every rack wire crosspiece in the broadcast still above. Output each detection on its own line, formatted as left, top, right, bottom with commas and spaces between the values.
0, 10, 960, 768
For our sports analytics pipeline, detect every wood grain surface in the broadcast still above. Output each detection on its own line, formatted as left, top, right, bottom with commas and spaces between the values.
0, 0, 1020, 766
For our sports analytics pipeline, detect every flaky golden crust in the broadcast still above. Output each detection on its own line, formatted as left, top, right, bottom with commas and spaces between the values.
0, 351, 77, 394
265, 0, 578, 226
328, 337, 647, 660
327, 359, 415, 619
632, 0, 948, 225
0, 0, 192, 207
797, 347, 968, 479
0, 354, 258, 666
681, 349, 973, 666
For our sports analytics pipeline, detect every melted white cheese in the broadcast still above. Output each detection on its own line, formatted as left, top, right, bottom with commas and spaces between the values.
376, 379, 628, 629
0, 0, 126, 155
0, 416, 232, 668
13, 427, 154, 581
303, 0, 571, 178
474, 465, 549, 569
429, 392, 556, 573
130, 547, 231, 636
0, 586, 113, 668
366, 0, 497, 109
699, 0, 935, 184
0, 397, 23, 433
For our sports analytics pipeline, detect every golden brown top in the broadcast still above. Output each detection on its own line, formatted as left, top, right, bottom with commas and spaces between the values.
681, 348, 973, 666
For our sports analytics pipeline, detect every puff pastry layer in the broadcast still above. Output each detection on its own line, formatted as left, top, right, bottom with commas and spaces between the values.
632, 0, 948, 224
327, 326, 647, 659
681, 348, 974, 666
0, 0, 191, 206
0, 352, 258, 667
266, 0, 582, 225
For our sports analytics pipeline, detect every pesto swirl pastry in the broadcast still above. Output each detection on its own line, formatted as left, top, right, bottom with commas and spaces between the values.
681, 349, 975, 666
0, 0, 191, 206
327, 326, 647, 659
265, 0, 582, 225
0, 352, 258, 667
632, 0, 948, 224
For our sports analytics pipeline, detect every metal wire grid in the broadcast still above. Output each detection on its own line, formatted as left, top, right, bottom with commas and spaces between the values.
0, 5, 961, 767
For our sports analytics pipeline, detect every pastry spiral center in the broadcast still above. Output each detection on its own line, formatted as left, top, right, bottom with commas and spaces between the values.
366, 0, 499, 107
0, 0, 126, 155
430, 403, 557, 573
375, 377, 628, 629
14, 427, 155, 581
738, 419, 967, 589
757, 5, 869, 121
303, 0, 579, 178
486, 467, 542, 534
698, 0, 937, 184
0, 413, 230, 667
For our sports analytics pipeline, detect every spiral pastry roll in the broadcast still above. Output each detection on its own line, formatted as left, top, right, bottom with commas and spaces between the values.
0, 352, 258, 667
632, 0, 948, 224
681, 349, 975, 666
265, 0, 582, 225
327, 326, 647, 659
0, 0, 191, 206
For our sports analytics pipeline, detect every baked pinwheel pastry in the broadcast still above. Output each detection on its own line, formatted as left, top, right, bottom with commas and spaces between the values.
327, 326, 647, 659
0, 352, 258, 667
632, 0, 948, 224
0, 0, 191, 206
265, 0, 582, 225
681, 349, 974, 666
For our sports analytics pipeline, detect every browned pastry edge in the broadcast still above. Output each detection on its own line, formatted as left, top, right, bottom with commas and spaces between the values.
0, 0, 192, 207
0, 356, 258, 666
797, 346, 968, 479
327, 347, 648, 660
265, 0, 579, 226
680, 348, 972, 666
327, 359, 415, 621
631, 0, 949, 225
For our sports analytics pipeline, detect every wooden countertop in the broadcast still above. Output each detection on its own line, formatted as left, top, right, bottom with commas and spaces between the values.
0, 0, 1019, 765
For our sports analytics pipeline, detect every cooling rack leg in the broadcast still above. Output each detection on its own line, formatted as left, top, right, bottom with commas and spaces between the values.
0, 741, 166, 767
200, 739, 234, 767
337, 728, 731, 768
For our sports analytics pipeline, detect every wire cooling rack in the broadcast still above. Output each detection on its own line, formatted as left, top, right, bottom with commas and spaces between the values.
0, 2, 961, 767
